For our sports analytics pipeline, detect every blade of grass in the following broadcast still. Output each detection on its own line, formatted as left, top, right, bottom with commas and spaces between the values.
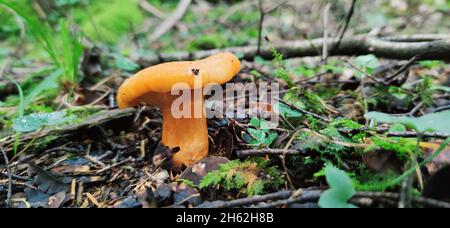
390, 137, 450, 186
6, 76, 24, 117
23, 68, 62, 108
6, 76, 24, 156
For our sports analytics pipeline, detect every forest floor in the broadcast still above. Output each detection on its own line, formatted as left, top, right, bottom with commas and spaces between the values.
0, 0, 449, 208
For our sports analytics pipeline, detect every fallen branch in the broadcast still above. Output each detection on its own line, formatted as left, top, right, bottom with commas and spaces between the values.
196, 186, 450, 208
148, 0, 191, 43
256, 190, 450, 208
196, 190, 293, 208
139, 34, 450, 65
0, 108, 136, 156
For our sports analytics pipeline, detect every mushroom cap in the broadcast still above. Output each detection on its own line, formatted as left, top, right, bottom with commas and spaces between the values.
117, 52, 241, 109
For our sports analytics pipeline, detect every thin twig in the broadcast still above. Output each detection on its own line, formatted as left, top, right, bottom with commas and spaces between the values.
385, 55, 420, 83
237, 149, 301, 157
256, 0, 288, 55
343, 59, 387, 85
1, 147, 12, 208
256, 0, 265, 56
281, 129, 302, 189
96, 157, 134, 174
276, 98, 331, 122
333, 0, 357, 50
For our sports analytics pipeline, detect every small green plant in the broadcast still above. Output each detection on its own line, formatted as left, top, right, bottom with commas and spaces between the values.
1, 1, 84, 102
2, 2, 82, 82
295, 118, 363, 168
244, 117, 278, 147
199, 159, 284, 196
318, 165, 357, 208
5, 76, 24, 155
272, 48, 295, 87
114, 54, 140, 72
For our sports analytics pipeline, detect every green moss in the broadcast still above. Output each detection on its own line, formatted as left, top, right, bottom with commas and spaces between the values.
199, 158, 284, 196
366, 136, 416, 161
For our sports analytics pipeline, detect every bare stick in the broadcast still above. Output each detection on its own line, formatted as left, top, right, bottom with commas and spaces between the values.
322, 3, 332, 63
148, 0, 191, 43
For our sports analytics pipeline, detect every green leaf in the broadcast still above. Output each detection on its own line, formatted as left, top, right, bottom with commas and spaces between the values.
259, 119, 269, 132
353, 54, 379, 77
247, 180, 264, 196
248, 128, 266, 141
318, 165, 357, 208
12, 110, 76, 133
432, 85, 450, 92
273, 102, 302, 118
263, 133, 278, 146
114, 54, 140, 72
249, 117, 260, 128
365, 111, 450, 134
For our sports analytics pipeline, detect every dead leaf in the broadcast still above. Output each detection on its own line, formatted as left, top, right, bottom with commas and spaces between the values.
28, 163, 70, 195
48, 191, 68, 208
421, 141, 450, 175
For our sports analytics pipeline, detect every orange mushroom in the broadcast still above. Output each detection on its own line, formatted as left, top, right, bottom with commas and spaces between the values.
117, 52, 241, 168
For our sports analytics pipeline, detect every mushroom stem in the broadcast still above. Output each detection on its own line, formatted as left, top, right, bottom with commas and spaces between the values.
159, 91, 209, 168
